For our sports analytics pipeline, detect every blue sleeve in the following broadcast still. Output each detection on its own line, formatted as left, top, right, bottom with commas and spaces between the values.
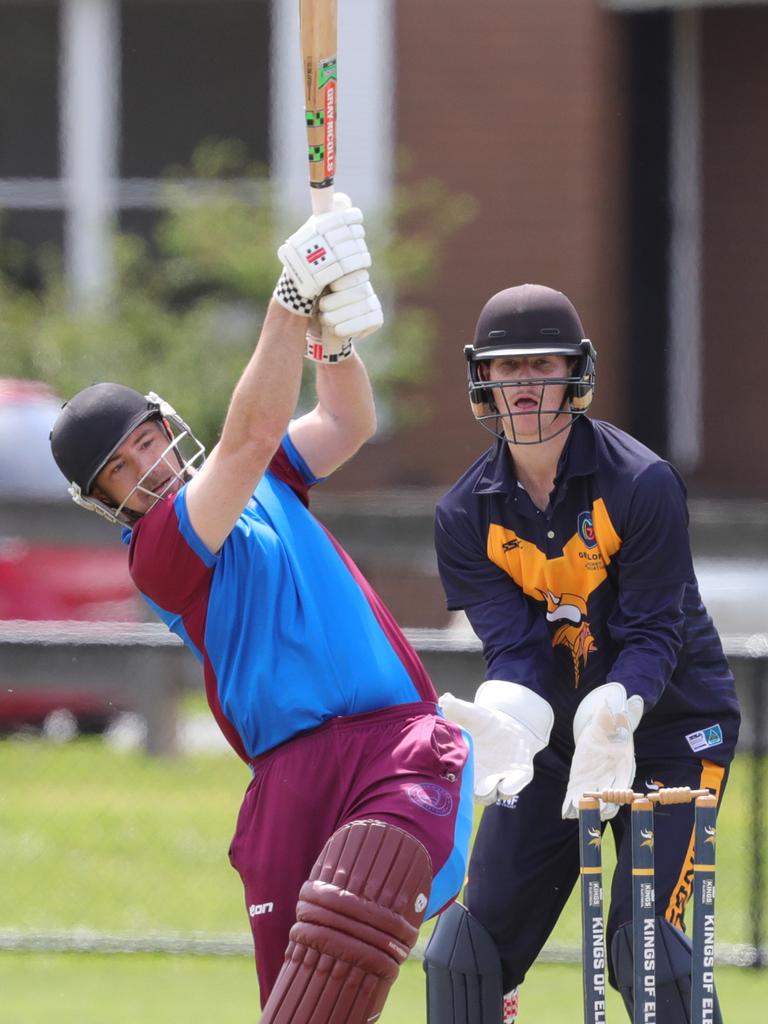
607, 461, 693, 705
282, 431, 322, 487
265, 435, 317, 507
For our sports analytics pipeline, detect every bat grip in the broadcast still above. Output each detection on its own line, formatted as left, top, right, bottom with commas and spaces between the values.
311, 185, 335, 215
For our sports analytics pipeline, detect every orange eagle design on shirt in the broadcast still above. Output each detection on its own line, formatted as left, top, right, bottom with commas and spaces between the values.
486, 499, 622, 687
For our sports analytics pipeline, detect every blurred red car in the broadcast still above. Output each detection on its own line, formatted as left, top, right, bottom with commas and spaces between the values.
0, 378, 141, 734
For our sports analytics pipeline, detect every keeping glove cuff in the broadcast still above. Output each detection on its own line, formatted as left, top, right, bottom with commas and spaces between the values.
475, 680, 554, 744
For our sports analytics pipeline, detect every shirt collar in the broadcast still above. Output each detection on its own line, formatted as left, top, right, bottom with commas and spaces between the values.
472, 416, 598, 496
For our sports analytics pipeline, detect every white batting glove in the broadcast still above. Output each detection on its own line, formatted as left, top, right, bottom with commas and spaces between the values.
305, 270, 384, 363
562, 682, 644, 822
273, 193, 371, 316
440, 681, 554, 805
319, 269, 383, 340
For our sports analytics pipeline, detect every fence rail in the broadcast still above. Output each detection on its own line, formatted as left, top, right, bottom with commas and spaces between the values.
1, 620, 765, 966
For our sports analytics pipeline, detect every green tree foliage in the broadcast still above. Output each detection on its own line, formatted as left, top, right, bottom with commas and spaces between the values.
0, 140, 475, 446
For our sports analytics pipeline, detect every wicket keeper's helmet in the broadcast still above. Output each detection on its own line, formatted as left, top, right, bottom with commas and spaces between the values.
465, 283, 597, 443
50, 382, 205, 526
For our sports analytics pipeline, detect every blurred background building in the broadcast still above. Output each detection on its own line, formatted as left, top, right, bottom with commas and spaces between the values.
2, 0, 767, 625
1, 0, 767, 493
0, 0, 766, 999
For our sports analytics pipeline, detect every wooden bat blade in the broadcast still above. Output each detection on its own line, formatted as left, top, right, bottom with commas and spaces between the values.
300, 0, 337, 213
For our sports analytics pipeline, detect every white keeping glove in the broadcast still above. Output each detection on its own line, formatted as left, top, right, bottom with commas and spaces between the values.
440, 681, 554, 805
273, 193, 371, 316
561, 682, 644, 822
305, 270, 384, 363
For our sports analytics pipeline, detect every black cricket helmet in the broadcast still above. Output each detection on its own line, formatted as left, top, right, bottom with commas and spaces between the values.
50, 382, 205, 526
465, 283, 597, 443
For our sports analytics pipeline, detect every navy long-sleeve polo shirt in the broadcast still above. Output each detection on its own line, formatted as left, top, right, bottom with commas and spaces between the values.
435, 417, 740, 763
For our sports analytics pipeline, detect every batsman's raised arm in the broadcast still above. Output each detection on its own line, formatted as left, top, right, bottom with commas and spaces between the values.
184, 195, 379, 553
288, 351, 377, 479
183, 302, 306, 554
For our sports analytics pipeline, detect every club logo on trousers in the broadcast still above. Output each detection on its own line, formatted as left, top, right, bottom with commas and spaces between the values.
405, 782, 453, 817
685, 724, 724, 752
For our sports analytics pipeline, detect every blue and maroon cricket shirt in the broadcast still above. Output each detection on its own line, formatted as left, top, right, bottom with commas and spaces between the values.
123, 433, 439, 764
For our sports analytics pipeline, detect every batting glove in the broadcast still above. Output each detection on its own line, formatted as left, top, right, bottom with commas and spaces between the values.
305, 270, 384, 363
562, 682, 644, 822
273, 193, 371, 316
440, 681, 554, 805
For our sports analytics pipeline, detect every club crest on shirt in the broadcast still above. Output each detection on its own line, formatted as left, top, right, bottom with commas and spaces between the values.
577, 511, 597, 549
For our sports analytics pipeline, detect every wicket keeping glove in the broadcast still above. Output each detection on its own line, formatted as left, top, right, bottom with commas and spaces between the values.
305, 270, 384, 363
562, 682, 644, 822
273, 193, 371, 316
440, 681, 554, 805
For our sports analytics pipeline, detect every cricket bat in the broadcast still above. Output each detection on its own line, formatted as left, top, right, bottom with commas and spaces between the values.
299, 0, 338, 215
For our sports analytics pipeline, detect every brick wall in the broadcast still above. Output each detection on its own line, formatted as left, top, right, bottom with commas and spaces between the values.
331, 0, 627, 492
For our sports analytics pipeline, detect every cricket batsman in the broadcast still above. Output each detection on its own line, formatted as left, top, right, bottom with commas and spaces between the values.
50, 197, 473, 1024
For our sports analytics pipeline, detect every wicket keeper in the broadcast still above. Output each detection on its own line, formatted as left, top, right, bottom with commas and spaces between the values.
424, 284, 740, 1024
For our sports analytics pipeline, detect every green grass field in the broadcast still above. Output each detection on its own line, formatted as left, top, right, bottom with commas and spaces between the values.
1, 954, 766, 1023
1, 736, 765, 1021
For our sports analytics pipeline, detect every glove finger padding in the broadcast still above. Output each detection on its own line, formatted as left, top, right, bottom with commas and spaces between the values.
332, 191, 352, 211
274, 201, 371, 313
562, 697, 637, 821
318, 275, 383, 340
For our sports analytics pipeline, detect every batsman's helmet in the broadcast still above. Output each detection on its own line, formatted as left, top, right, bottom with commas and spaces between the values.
465, 283, 597, 443
50, 382, 205, 526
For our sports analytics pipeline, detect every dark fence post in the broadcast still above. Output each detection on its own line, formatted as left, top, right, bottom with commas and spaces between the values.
751, 655, 766, 967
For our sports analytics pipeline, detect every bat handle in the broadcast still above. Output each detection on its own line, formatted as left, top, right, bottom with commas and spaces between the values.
311, 184, 335, 215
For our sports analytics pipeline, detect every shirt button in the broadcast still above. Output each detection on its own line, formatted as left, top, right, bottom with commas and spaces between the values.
547, 530, 555, 539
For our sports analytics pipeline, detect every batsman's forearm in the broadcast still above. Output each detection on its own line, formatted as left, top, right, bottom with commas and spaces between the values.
222, 300, 307, 456
315, 349, 377, 441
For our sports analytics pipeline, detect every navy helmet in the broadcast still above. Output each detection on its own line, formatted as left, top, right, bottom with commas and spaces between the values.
50, 383, 205, 525
465, 284, 596, 443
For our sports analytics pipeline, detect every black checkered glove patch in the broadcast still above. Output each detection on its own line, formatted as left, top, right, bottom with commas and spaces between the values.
273, 269, 315, 317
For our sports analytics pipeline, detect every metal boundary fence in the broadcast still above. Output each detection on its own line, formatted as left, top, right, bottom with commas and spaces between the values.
1, 622, 766, 968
